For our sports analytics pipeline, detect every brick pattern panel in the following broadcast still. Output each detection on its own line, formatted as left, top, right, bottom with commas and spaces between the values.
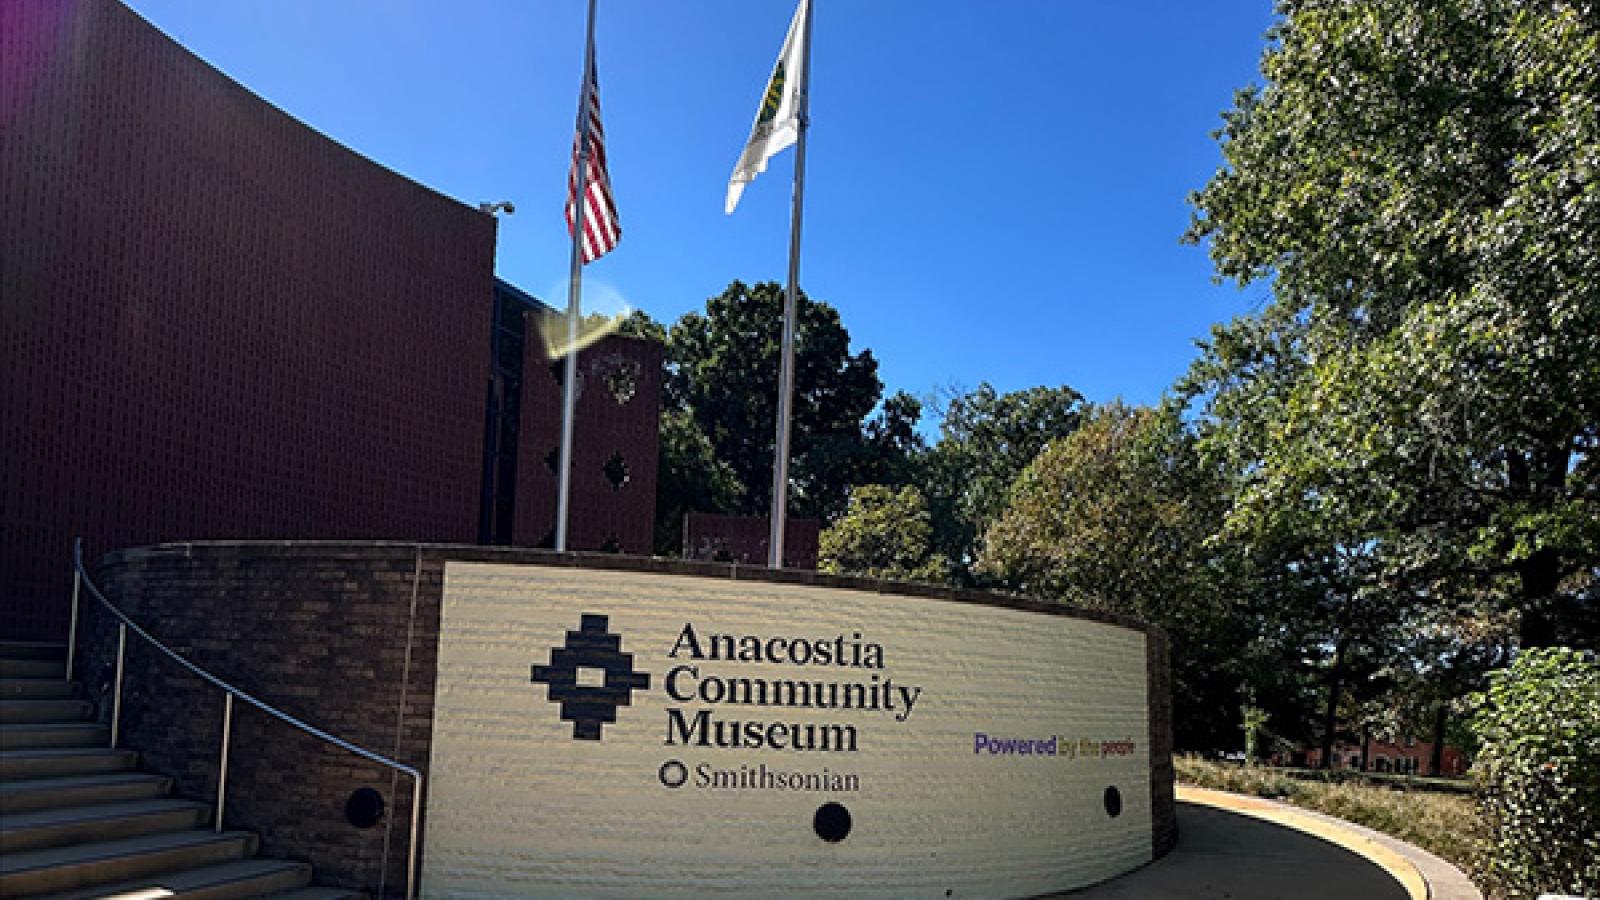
0, 0, 496, 640
513, 330, 663, 556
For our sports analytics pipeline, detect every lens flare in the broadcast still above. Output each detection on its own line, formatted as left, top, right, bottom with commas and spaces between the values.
535, 276, 634, 360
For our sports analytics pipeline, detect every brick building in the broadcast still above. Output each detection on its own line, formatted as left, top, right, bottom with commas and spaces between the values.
487, 280, 662, 553
0, 0, 660, 640
1296, 738, 1468, 778
682, 511, 821, 569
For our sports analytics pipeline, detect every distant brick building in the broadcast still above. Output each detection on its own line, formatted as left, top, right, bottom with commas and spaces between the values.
1287, 738, 1467, 777
682, 512, 820, 569
0, 0, 659, 640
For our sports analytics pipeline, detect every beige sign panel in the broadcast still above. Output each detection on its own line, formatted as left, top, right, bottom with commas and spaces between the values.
424, 563, 1152, 898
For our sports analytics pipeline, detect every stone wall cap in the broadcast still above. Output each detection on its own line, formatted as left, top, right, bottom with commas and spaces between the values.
103, 540, 1167, 639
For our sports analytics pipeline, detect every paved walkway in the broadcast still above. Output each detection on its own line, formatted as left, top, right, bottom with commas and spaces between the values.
1061, 787, 1482, 900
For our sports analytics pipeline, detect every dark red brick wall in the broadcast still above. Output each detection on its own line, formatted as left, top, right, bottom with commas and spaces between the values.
514, 329, 663, 556
682, 511, 821, 569
0, 0, 497, 639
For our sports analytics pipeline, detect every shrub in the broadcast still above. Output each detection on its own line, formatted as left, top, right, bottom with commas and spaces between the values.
1469, 648, 1600, 898
1175, 755, 1298, 799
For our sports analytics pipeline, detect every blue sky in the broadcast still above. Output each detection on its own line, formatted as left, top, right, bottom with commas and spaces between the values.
127, 0, 1278, 414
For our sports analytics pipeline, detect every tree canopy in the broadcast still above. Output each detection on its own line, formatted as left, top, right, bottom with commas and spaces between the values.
978, 403, 1210, 609
668, 281, 883, 522
819, 484, 950, 583
1184, 0, 1600, 648
977, 402, 1259, 747
922, 382, 1087, 581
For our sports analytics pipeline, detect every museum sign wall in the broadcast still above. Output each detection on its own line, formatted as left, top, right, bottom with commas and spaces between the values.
81, 543, 1171, 896
425, 562, 1164, 898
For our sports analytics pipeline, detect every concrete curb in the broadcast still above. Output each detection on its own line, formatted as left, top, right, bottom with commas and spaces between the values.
1177, 786, 1483, 900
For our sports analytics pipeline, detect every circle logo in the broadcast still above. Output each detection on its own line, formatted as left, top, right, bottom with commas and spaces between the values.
659, 760, 688, 789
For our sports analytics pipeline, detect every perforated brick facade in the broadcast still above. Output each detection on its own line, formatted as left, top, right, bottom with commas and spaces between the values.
514, 326, 662, 556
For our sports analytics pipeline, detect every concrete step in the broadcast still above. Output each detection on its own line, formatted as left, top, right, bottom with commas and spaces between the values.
0, 747, 138, 780
0, 829, 258, 896
0, 678, 76, 699
0, 697, 94, 724
1, 797, 210, 853
0, 722, 110, 750
260, 887, 366, 900
0, 772, 173, 815
46, 857, 317, 900
0, 641, 67, 660
40, 857, 315, 900
0, 657, 65, 677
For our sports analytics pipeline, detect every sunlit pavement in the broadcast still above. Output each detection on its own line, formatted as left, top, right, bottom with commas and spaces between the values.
1058, 799, 1427, 900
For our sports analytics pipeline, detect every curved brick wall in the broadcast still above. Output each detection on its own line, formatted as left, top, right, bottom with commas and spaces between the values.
78, 541, 1174, 896
1, 0, 496, 640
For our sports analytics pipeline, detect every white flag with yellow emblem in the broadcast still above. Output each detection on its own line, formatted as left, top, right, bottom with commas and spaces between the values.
725, 0, 809, 214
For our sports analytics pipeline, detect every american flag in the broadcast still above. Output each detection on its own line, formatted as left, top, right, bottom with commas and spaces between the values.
566, 64, 621, 264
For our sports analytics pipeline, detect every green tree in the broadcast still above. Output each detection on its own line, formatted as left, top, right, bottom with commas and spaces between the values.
1382, 601, 1516, 773
614, 308, 668, 344
858, 390, 927, 488
1175, 317, 1428, 765
818, 485, 950, 583
652, 409, 743, 555
1185, 0, 1600, 646
977, 402, 1259, 748
978, 403, 1218, 608
669, 281, 882, 522
923, 382, 1086, 582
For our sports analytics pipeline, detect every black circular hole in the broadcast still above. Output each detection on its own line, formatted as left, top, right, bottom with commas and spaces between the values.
813, 801, 851, 842
1103, 786, 1123, 818
345, 787, 385, 829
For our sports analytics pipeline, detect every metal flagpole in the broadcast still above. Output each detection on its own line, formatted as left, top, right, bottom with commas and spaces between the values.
768, 0, 814, 569
556, 0, 599, 553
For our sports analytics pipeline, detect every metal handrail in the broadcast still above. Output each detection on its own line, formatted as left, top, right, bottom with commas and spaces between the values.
68, 539, 422, 900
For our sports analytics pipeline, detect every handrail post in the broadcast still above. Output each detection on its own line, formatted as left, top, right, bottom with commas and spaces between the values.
216, 693, 233, 833
66, 564, 81, 683
407, 773, 423, 900
110, 623, 126, 749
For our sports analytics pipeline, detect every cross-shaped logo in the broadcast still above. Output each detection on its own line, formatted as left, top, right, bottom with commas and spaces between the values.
530, 614, 651, 740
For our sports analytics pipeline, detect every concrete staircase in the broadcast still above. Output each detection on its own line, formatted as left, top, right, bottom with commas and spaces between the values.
0, 641, 360, 899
